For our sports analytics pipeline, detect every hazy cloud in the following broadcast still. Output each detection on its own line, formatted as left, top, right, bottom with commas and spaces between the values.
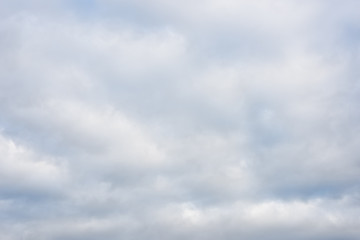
0, 0, 360, 239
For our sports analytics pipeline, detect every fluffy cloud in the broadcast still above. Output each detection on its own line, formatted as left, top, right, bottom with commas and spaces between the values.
0, 0, 360, 239
0, 133, 67, 198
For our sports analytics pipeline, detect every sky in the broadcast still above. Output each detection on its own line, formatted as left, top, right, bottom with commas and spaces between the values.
0, 0, 360, 239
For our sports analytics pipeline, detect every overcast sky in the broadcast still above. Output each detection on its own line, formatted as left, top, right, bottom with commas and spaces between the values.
0, 0, 360, 239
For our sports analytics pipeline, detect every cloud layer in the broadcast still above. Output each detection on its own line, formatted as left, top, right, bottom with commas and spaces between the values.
0, 0, 360, 239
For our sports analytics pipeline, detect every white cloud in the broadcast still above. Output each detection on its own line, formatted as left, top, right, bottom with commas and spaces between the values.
0, 133, 67, 196
0, 0, 360, 239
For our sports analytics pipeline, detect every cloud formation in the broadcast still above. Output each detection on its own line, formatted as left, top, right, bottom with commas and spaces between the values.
0, 0, 360, 239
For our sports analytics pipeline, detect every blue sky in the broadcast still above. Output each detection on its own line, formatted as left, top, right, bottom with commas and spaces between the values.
0, 0, 360, 239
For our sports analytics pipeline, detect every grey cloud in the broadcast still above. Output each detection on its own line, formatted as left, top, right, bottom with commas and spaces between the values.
1, 0, 360, 239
